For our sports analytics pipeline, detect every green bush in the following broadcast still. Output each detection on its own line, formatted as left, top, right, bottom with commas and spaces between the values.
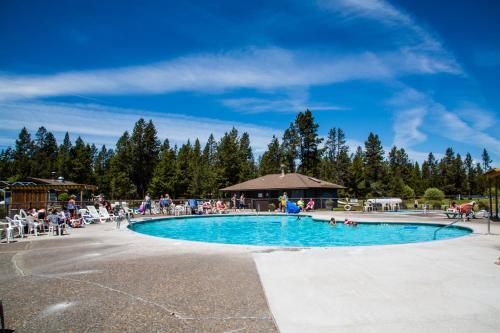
477, 199, 490, 210
0, 206, 6, 219
58, 192, 69, 202
423, 188, 445, 201
401, 185, 415, 199
268, 203, 276, 211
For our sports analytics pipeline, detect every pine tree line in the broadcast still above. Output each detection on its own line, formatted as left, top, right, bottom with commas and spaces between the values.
0, 110, 493, 199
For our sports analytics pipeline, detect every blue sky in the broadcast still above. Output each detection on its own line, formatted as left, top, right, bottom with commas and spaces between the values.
0, 0, 499, 163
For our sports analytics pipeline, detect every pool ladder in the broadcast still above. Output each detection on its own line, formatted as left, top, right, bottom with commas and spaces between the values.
433, 219, 461, 240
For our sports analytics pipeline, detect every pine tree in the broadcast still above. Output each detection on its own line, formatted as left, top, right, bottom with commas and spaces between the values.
13, 127, 34, 179
129, 119, 160, 197
259, 135, 282, 175
149, 139, 177, 197
94, 145, 114, 196
364, 132, 384, 191
482, 148, 492, 171
68, 137, 94, 184
238, 132, 256, 182
174, 141, 193, 197
452, 153, 466, 195
109, 131, 136, 199
201, 134, 218, 197
57, 132, 72, 179
464, 153, 474, 197
439, 148, 455, 194
323, 128, 350, 184
295, 110, 323, 177
281, 123, 299, 173
188, 139, 203, 197
422, 152, 439, 189
0, 148, 14, 180
347, 147, 366, 197
32, 127, 58, 178
215, 128, 240, 190
409, 162, 423, 195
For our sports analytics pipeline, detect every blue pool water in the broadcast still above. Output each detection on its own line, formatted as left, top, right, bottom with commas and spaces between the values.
129, 215, 472, 247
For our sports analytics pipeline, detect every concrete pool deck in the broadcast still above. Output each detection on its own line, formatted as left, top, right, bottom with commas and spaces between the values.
1, 212, 499, 332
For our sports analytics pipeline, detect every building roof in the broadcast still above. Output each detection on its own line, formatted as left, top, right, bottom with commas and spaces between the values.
220, 173, 345, 191
485, 168, 500, 179
3, 177, 97, 191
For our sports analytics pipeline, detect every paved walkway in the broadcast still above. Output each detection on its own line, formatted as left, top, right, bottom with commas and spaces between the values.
255, 213, 500, 332
1, 212, 499, 332
0, 223, 277, 332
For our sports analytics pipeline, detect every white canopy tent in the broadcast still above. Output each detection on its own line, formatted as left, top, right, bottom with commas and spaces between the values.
366, 198, 403, 211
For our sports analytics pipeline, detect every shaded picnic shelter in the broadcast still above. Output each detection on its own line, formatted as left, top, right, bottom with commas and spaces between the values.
1, 177, 97, 215
220, 172, 345, 210
485, 167, 499, 222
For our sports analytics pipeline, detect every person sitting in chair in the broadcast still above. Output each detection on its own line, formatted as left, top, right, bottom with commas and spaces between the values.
305, 198, 315, 211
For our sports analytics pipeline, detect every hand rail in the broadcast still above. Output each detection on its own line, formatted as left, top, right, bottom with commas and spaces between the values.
433, 218, 461, 240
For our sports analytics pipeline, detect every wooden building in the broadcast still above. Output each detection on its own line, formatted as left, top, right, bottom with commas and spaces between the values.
3, 177, 97, 212
220, 172, 345, 209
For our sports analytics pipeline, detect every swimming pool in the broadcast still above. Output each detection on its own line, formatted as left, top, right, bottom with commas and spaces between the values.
129, 215, 472, 247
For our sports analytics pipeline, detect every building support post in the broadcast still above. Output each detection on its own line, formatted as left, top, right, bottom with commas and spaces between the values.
488, 179, 492, 234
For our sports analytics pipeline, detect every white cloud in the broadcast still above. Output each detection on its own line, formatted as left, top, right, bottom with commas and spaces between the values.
318, 0, 461, 73
455, 103, 497, 131
432, 109, 500, 156
388, 86, 500, 158
221, 97, 346, 114
0, 46, 461, 102
0, 101, 281, 154
392, 107, 427, 147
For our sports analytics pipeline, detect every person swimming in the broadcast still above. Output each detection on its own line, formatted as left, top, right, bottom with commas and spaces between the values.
330, 217, 336, 226
344, 218, 357, 226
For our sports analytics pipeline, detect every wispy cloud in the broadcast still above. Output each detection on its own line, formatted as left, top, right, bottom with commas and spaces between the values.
318, 0, 461, 73
0, 46, 460, 102
0, 101, 280, 153
221, 93, 347, 113
392, 107, 427, 148
388, 86, 500, 157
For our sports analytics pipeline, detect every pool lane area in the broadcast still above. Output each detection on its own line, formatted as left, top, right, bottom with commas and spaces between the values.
129, 214, 472, 247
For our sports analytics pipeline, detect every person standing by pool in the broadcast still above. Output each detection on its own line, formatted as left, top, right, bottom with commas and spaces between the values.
239, 193, 246, 209
143, 193, 152, 215
159, 195, 165, 214
67, 195, 77, 217
280, 194, 287, 212
231, 194, 237, 210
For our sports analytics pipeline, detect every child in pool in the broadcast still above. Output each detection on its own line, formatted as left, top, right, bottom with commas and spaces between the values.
330, 217, 336, 226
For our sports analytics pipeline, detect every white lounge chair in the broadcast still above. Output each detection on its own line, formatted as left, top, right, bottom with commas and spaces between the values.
10, 216, 25, 238
86, 206, 107, 223
99, 206, 117, 222
47, 214, 62, 236
19, 209, 29, 220
26, 216, 41, 237
79, 209, 93, 224
0, 220, 15, 243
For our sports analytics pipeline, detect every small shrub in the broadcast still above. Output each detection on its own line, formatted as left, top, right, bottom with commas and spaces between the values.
401, 185, 415, 199
423, 188, 445, 201
476, 199, 488, 210
268, 203, 276, 211
431, 200, 442, 210
58, 193, 69, 202
0, 206, 6, 219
